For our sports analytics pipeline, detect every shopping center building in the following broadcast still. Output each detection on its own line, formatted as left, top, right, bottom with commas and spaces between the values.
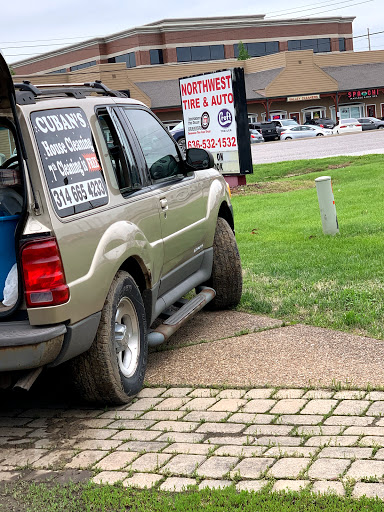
11, 14, 384, 125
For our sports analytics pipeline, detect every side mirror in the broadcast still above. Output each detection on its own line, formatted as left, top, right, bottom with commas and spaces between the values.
185, 148, 214, 171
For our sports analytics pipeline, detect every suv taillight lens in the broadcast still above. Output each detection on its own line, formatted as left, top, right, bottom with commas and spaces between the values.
21, 238, 69, 307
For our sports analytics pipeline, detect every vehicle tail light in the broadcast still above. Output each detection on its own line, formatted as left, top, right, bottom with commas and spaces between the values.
356, 124, 362, 127
340, 125, 347, 129
21, 238, 70, 307
281, 131, 286, 134
320, 124, 324, 128
251, 134, 256, 138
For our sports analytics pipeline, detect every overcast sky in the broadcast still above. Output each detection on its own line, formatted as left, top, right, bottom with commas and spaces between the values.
1, 0, 383, 65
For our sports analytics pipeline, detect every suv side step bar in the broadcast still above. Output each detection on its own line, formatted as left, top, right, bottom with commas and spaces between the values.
147, 287, 215, 347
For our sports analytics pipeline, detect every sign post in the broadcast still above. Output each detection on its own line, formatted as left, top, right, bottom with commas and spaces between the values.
179, 68, 252, 187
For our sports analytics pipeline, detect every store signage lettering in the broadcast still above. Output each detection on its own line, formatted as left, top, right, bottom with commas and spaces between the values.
348, 89, 379, 100
179, 68, 252, 176
287, 94, 320, 102
179, 70, 239, 173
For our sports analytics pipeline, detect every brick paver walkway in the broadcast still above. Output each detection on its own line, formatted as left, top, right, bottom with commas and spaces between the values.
3, 386, 384, 498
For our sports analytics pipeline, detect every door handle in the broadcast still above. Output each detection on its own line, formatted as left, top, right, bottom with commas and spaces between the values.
160, 198, 168, 210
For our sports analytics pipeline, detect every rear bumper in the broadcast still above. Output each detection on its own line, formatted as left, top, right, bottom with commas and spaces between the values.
0, 321, 66, 371
0, 312, 101, 371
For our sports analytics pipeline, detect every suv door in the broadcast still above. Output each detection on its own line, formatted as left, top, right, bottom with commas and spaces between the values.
95, 107, 164, 286
121, 107, 208, 292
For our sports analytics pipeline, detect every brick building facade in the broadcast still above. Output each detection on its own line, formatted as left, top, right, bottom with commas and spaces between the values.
11, 14, 354, 75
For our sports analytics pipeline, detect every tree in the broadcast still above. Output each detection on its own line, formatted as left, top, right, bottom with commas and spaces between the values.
8, 66, 15, 76
237, 41, 250, 61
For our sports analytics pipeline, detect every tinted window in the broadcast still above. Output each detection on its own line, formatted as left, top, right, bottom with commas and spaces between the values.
70, 61, 96, 71
234, 41, 279, 57
123, 109, 183, 182
210, 45, 225, 60
97, 110, 141, 193
288, 38, 331, 53
339, 38, 346, 52
47, 68, 67, 74
177, 45, 225, 62
177, 47, 192, 62
191, 46, 211, 61
110, 52, 136, 68
31, 107, 108, 218
317, 38, 331, 53
150, 49, 164, 65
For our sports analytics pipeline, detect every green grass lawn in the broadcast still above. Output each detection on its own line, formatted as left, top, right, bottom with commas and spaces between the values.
233, 154, 384, 339
3, 481, 384, 511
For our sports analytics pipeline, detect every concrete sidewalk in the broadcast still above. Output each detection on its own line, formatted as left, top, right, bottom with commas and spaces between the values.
146, 311, 384, 389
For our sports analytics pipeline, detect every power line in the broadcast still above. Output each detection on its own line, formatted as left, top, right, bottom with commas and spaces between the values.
295, 0, 374, 18
353, 29, 384, 39
1, 0, 379, 60
266, 0, 366, 18
0, 0, 373, 48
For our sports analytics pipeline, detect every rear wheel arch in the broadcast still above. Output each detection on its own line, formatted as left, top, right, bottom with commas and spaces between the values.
118, 256, 153, 326
119, 256, 149, 294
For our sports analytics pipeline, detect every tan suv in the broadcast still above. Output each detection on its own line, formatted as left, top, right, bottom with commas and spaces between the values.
0, 55, 242, 403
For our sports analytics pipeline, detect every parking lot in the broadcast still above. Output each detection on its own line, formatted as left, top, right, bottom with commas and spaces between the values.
251, 130, 384, 164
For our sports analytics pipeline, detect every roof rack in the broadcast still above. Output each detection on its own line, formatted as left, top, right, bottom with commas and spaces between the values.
14, 80, 128, 105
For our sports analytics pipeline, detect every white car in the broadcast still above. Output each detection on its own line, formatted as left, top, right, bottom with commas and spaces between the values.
333, 118, 362, 135
281, 125, 332, 140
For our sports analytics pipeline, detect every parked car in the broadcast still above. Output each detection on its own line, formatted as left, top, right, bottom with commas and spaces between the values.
249, 120, 299, 141
163, 119, 183, 132
281, 125, 332, 140
170, 121, 186, 154
333, 118, 362, 135
249, 122, 279, 141
357, 117, 384, 130
250, 129, 264, 143
0, 54, 242, 404
271, 119, 299, 137
305, 118, 336, 129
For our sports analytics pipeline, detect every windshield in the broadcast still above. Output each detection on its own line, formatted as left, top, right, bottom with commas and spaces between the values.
281, 120, 298, 126
171, 121, 184, 132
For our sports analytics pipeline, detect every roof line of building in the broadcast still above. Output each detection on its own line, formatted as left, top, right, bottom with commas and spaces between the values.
11, 14, 355, 68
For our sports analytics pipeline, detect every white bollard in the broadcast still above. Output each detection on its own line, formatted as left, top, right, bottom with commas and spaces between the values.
315, 176, 339, 235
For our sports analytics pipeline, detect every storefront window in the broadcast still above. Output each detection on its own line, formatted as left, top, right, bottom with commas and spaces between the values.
302, 107, 326, 122
262, 111, 287, 121
331, 104, 365, 120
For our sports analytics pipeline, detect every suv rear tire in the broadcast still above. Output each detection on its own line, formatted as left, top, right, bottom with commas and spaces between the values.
203, 217, 242, 310
71, 271, 147, 404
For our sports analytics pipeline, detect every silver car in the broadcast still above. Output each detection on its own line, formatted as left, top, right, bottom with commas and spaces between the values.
281, 125, 332, 140
250, 129, 264, 143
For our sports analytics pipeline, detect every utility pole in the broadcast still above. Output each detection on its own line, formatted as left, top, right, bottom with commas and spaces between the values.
368, 28, 371, 50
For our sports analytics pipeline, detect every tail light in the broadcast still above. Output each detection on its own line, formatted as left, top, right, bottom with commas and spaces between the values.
356, 124, 362, 127
281, 131, 286, 134
21, 238, 70, 307
251, 134, 256, 139
320, 124, 324, 128
340, 125, 347, 129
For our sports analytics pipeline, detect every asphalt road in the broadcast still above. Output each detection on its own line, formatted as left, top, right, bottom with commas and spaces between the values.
251, 130, 384, 164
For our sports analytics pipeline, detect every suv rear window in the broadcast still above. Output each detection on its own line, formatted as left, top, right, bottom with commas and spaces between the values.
31, 107, 108, 218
